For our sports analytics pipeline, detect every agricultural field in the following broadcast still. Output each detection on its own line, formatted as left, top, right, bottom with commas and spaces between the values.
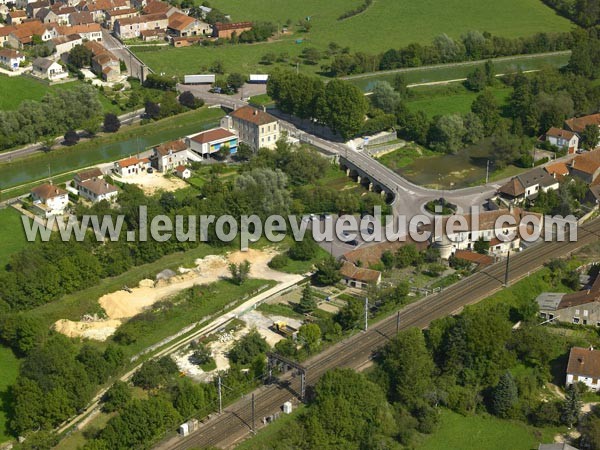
419, 409, 562, 450
135, 0, 573, 77
0, 208, 30, 270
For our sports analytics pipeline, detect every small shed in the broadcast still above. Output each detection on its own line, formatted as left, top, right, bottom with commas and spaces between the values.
175, 165, 191, 179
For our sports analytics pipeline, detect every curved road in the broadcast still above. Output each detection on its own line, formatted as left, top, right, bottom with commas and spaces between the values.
156, 218, 600, 450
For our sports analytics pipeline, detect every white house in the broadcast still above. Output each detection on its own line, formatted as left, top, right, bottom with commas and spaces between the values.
566, 347, 600, 391
498, 167, 559, 204
74, 168, 118, 203
113, 156, 150, 177
221, 106, 279, 150
0, 48, 25, 71
32, 57, 68, 80
30, 183, 69, 217
151, 139, 188, 172
174, 165, 191, 179
186, 128, 238, 158
545, 127, 579, 154
51, 33, 82, 60
428, 206, 543, 259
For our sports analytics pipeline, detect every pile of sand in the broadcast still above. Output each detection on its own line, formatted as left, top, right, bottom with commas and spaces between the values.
54, 319, 122, 341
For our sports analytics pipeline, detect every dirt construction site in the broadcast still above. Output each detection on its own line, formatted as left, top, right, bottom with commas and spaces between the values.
114, 170, 188, 195
53, 249, 302, 341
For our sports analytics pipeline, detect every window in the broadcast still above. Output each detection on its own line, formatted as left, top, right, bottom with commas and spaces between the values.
573, 317, 580, 324
585, 310, 589, 317
575, 309, 580, 316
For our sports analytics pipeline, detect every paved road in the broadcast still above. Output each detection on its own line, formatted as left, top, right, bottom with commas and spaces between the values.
156, 217, 600, 450
102, 29, 149, 80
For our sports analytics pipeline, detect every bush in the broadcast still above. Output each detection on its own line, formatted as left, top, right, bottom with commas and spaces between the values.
103, 113, 121, 133
268, 253, 289, 269
288, 238, 318, 261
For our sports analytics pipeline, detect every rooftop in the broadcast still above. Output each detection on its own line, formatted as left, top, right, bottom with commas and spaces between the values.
570, 149, 600, 175
546, 127, 576, 140
567, 346, 600, 379
340, 261, 381, 283
230, 106, 277, 126
154, 139, 187, 156
565, 113, 600, 134
80, 178, 118, 195
190, 127, 236, 144
31, 183, 67, 200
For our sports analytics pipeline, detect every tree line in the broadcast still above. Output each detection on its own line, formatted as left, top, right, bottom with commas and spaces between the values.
542, 0, 600, 28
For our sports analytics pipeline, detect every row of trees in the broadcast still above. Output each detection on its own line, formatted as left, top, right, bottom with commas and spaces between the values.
329, 29, 575, 76
541, 0, 600, 28
267, 69, 368, 139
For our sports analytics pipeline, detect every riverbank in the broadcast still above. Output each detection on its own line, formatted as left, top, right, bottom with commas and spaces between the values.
0, 107, 224, 195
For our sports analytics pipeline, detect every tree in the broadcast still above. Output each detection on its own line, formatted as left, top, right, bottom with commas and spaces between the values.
68, 44, 93, 68
288, 237, 318, 261
228, 329, 269, 365
474, 237, 490, 254
228, 260, 251, 285
178, 91, 201, 109
191, 343, 212, 366
378, 328, 435, 407
102, 381, 131, 413
298, 323, 321, 353
103, 113, 120, 133
131, 356, 178, 390
370, 81, 401, 114
209, 59, 225, 74
82, 117, 100, 136
392, 74, 408, 98
320, 79, 368, 139
41, 135, 55, 152
260, 52, 276, 65
465, 67, 488, 91
428, 114, 466, 154
395, 244, 422, 268
314, 256, 342, 285
463, 112, 484, 144
64, 129, 79, 146
581, 124, 600, 150
234, 142, 254, 161
145, 100, 161, 119
471, 89, 500, 136
490, 371, 518, 418
297, 283, 317, 314
226, 72, 245, 91
561, 383, 582, 427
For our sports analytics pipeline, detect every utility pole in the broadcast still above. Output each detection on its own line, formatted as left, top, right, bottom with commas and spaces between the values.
396, 311, 400, 334
364, 297, 368, 331
217, 375, 222, 414
504, 250, 511, 287
251, 393, 256, 434
486, 160, 490, 184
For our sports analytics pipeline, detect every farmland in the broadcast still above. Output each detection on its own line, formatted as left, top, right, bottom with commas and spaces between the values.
134, 0, 574, 77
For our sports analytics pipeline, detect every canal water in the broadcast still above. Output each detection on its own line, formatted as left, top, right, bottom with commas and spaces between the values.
395, 143, 493, 189
0, 120, 219, 189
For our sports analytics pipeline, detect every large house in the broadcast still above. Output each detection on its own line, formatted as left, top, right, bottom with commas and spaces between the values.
74, 168, 119, 203
565, 113, 600, 148
142, 0, 179, 17
497, 167, 559, 204
50, 33, 82, 59
84, 40, 120, 81
32, 57, 68, 80
544, 127, 579, 154
30, 183, 69, 217
56, 23, 102, 41
114, 13, 168, 39
0, 48, 25, 70
221, 106, 279, 150
427, 206, 543, 259
187, 128, 238, 158
566, 346, 600, 392
167, 12, 210, 37
151, 139, 188, 172
113, 156, 150, 177
105, 7, 137, 29
7, 21, 58, 48
569, 149, 600, 184
537, 272, 600, 326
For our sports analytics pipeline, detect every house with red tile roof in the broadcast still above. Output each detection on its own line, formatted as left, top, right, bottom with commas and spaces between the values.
7, 10, 27, 25
569, 149, 600, 183
114, 12, 168, 38
544, 161, 570, 180
497, 167, 559, 203
167, 11, 210, 37
566, 346, 600, 391
151, 139, 189, 171
221, 106, 279, 150
212, 21, 252, 39
186, 128, 238, 158
113, 156, 150, 177
142, 0, 179, 17
340, 261, 381, 289
565, 113, 600, 148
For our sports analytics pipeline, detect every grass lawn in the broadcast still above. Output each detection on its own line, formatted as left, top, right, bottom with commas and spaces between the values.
406, 84, 512, 118
0, 346, 19, 444
135, 0, 573, 78
235, 405, 305, 450
0, 76, 121, 114
0, 208, 31, 270
186, 164, 238, 189
420, 409, 562, 450
376, 144, 437, 170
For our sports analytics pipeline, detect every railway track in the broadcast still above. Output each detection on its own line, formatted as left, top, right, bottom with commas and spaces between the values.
157, 219, 600, 450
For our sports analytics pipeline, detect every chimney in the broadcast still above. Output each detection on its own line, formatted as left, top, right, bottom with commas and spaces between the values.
508, 203, 514, 214
262, 105, 266, 112
253, 110, 258, 116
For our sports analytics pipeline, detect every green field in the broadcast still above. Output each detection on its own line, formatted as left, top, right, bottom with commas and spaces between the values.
420, 409, 561, 450
0, 76, 120, 113
406, 84, 512, 118
0, 208, 30, 270
135, 0, 573, 77
0, 346, 19, 444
